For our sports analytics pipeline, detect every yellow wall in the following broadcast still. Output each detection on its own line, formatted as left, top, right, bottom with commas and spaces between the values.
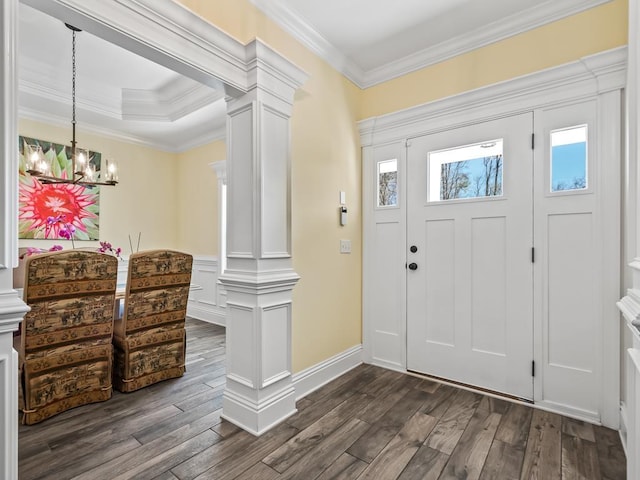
361, 0, 628, 118
18, 119, 181, 254
177, 0, 363, 372
176, 140, 225, 256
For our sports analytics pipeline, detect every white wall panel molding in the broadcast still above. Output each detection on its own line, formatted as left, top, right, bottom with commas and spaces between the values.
292, 345, 363, 400
359, 47, 626, 147
251, 0, 611, 88
187, 256, 226, 327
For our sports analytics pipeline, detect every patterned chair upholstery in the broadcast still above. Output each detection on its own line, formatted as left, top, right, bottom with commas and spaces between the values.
16, 250, 118, 425
113, 250, 193, 392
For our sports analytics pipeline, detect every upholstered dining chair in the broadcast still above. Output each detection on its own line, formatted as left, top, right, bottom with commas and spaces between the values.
113, 250, 193, 392
16, 250, 118, 425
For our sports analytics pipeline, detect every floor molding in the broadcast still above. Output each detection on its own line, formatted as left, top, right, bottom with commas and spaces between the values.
292, 345, 363, 400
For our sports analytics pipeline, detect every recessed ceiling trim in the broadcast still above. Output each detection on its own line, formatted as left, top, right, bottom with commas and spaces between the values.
20, 80, 122, 119
19, 106, 226, 153
122, 83, 225, 122
251, 0, 613, 89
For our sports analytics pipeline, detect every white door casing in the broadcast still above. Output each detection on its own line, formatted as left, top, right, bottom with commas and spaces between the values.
406, 113, 534, 400
360, 47, 624, 428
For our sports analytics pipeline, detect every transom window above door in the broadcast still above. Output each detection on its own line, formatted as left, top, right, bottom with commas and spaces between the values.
428, 139, 504, 202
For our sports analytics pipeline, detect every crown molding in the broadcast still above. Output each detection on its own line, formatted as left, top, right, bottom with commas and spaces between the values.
251, 0, 612, 89
18, 107, 226, 153
362, 0, 614, 88
249, 0, 363, 86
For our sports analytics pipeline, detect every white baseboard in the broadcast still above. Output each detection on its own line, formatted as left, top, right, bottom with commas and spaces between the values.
292, 345, 363, 400
187, 302, 226, 326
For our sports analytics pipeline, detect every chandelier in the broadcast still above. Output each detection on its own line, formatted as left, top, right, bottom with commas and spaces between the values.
26, 24, 118, 186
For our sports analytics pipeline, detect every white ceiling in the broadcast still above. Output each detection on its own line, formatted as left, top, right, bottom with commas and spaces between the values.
18, 2, 227, 153
18, 0, 610, 152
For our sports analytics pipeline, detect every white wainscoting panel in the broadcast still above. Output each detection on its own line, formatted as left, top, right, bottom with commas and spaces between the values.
187, 256, 226, 326
187, 255, 226, 327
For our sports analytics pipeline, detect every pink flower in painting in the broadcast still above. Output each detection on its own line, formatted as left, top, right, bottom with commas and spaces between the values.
19, 177, 97, 239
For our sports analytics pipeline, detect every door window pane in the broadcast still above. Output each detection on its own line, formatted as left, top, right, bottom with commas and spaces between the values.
378, 159, 398, 207
428, 140, 503, 202
551, 125, 587, 192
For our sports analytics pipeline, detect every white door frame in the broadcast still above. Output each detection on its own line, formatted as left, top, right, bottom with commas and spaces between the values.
360, 47, 625, 429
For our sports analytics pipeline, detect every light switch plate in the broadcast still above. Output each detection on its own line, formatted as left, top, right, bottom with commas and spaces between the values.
340, 239, 351, 254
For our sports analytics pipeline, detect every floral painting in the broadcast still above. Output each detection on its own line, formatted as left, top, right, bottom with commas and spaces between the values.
18, 136, 100, 240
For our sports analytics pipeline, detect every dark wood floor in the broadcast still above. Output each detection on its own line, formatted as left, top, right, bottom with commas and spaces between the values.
19, 319, 626, 480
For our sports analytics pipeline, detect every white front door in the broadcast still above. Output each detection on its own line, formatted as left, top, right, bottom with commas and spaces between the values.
406, 113, 534, 400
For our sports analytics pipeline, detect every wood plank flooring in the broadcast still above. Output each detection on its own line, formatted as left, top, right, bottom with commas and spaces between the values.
19, 318, 626, 480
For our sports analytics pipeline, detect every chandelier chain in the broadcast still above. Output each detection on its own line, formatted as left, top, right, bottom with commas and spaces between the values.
25, 24, 117, 186
72, 30, 76, 128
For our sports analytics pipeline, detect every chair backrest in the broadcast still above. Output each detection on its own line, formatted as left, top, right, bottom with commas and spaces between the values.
121, 250, 193, 335
22, 250, 119, 356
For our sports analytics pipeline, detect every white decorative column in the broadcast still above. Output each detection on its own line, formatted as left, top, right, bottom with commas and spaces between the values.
618, 0, 640, 474
0, 0, 30, 478
219, 40, 307, 435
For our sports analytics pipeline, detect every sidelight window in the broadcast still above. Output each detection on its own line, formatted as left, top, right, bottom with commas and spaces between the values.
550, 125, 587, 192
378, 159, 398, 207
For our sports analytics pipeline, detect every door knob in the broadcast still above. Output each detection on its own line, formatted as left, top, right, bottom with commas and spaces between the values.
410, 245, 418, 253
408, 263, 418, 270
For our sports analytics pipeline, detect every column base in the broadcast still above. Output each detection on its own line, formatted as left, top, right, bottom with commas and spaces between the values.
221, 377, 297, 436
